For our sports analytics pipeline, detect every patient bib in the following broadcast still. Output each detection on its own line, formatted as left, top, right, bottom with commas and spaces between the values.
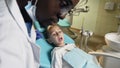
63, 48, 87, 68
63, 48, 101, 68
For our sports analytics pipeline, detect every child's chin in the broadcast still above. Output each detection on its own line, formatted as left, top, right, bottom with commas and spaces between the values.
57, 43, 64, 47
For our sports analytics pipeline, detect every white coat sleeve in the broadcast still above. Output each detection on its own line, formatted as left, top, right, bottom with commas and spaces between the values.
0, 0, 40, 68
51, 49, 63, 68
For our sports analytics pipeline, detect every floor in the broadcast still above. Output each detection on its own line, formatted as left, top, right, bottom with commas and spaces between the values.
61, 27, 106, 52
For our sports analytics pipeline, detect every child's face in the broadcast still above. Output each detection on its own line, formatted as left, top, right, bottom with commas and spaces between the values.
49, 26, 64, 47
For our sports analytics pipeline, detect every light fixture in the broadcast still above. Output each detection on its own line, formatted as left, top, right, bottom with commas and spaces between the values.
69, 0, 89, 16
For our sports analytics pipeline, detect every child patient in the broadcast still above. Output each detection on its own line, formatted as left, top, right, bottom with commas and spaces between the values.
46, 24, 75, 68
45, 24, 101, 68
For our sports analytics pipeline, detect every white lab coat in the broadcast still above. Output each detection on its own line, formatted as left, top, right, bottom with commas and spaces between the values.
0, 0, 40, 68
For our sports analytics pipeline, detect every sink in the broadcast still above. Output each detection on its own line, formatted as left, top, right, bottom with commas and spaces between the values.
105, 33, 120, 51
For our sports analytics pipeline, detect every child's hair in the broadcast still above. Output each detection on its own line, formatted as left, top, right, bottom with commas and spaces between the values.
45, 24, 59, 39
43, 23, 59, 38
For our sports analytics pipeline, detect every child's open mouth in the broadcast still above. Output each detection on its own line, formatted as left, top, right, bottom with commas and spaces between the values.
58, 37, 63, 42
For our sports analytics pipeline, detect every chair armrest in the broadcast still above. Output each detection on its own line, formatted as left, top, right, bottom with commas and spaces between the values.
89, 52, 120, 59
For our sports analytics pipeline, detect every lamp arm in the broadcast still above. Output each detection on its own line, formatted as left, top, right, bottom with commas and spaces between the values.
89, 52, 120, 59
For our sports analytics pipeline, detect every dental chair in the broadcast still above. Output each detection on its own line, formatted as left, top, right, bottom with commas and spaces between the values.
34, 21, 75, 68
34, 21, 101, 68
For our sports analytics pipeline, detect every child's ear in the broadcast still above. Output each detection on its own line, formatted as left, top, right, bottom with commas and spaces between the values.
47, 38, 53, 43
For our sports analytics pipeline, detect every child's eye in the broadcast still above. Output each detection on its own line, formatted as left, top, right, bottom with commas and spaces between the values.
51, 32, 57, 36
58, 31, 62, 34
52, 33, 56, 36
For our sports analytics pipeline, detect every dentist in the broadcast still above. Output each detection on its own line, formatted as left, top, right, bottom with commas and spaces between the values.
0, 0, 79, 68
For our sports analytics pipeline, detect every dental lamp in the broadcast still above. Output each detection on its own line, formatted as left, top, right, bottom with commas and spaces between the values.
72, 6, 89, 12
71, 0, 89, 16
